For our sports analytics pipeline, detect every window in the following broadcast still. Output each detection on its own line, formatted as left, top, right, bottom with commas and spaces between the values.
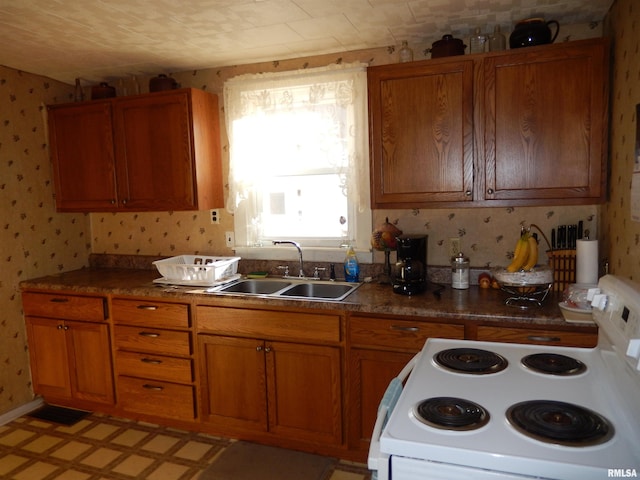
224, 63, 371, 261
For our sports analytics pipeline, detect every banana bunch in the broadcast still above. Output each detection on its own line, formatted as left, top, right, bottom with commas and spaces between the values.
506, 229, 539, 272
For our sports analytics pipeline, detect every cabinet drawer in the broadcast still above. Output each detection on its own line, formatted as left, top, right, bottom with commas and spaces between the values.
114, 325, 192, 356
22, 292, 106, 322
118, 376, 196, 420
197, 306, 341, 343
112, 298, 190, 328
116, 351, 193, 383
350, 316, 464, 350
476, 326, 597, 348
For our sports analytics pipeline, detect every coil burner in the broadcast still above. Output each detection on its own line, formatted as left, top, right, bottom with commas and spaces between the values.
414, 397, 490, 431
507, 400, 613, 447
434, 348, 508, 374
521, 353, 587, 376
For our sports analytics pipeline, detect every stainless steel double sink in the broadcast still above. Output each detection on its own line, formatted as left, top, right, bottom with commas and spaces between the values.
209, 278, 361, 302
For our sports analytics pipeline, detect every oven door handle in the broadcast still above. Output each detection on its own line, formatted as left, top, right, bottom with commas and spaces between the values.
368, 351, 422, 478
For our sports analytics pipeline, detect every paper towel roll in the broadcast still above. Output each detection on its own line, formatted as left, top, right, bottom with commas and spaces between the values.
576, 239, 599, 284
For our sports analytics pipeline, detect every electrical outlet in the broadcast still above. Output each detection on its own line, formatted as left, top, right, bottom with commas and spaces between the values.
449, 237, 461, 259
225, 231, 235, 248
210, 209, 220, 224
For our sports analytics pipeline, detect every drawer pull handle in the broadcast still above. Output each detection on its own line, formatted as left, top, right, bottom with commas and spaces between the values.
390, 325, 419, 332
138, 331, 160, 338
142, 384, 164, 391
141, 358, 162, 365
136, 305, 159, 310
50, 298, 69, 303
527, 335, 561, 343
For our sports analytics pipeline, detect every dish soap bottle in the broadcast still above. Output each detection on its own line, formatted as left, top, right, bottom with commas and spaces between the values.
344, 245, 360, 282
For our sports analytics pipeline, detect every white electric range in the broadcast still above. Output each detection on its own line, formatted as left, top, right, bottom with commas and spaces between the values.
369, 275, 640, 480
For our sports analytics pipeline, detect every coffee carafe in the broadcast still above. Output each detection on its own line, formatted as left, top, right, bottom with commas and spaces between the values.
393, 235, 428, 295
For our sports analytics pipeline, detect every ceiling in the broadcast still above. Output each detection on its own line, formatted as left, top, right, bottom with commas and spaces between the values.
0, 0, 613, 85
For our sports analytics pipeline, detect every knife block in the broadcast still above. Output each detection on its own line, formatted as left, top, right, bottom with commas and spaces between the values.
547, 249, 576, 293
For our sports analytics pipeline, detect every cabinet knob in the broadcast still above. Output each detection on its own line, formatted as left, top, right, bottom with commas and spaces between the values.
141, 357, 162, 365
142, 384, 164, 391
465, 190, 472, 196
110, 199, 116, 205
265, 346, 272, 353
256, 346, 263, 352
527, 335, 561, 343
138, 331, 160, 338
136, 305, 158, 310
57, 324, 64, 330
122, 199, 128, 205
487, 188, 494, 194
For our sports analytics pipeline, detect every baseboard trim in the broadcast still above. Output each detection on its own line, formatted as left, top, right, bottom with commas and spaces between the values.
0, 397, 44, 426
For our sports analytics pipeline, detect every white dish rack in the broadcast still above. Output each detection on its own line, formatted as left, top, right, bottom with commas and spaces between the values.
153, 255, 240, 285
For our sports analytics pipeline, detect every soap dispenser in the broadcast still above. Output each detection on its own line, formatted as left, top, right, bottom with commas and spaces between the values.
344, 245, 360, 282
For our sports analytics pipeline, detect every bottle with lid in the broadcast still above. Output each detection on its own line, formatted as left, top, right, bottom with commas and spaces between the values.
399, 40, 414, 63
488, 25, 506, 51
469, 27, 486, 53
344, 245, 360, 282
451, 252, 470, 289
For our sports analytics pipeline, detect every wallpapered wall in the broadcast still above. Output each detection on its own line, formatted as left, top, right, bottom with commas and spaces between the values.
0, 68, 89, 415
603, 0, 640, 281
91, 23, 603, 269
1, 7, 637, 416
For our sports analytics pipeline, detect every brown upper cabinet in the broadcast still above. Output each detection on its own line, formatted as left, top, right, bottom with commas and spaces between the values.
47, 88, 223, 212
368, 38, 609, 208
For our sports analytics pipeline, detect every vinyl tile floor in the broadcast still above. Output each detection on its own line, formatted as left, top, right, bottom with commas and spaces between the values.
0, 412, 372, 480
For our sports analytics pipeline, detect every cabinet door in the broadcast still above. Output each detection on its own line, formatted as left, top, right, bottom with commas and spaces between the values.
65, 320, 115, 404
48, 102, 118, 211
113, 91, 197, 210
26, 317, 71, 398
266, 341, 342, 445
348, 348, 415, 452
368, 59, 474, 207
199, 335, 268, 432
483, 39, 608, 204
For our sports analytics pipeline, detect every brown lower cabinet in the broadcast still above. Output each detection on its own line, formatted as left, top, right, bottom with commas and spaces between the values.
111, 297, 197, 422
22, 288, 598, 462
23, 292, 114, 407
197, 306, 343, 447
347, 315, 465, 455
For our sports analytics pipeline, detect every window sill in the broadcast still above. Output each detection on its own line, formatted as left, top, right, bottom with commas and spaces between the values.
233, 246, 373, 264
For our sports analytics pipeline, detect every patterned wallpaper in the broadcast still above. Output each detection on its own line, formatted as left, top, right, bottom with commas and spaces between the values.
91, 23, 603, 269
0, 67, 90, 415
2, 8, 638, 417
603, 0, 640, 281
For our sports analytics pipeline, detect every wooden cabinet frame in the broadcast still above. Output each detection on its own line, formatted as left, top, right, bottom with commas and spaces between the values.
48, 88, 223, 212
368, 38, 609, 208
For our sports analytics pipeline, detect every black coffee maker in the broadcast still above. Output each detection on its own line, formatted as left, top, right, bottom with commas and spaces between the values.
393, 235, 428, 295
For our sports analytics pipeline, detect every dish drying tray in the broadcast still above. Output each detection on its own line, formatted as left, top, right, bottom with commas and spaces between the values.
153, 255, 240, 286
500, 282, 552, 309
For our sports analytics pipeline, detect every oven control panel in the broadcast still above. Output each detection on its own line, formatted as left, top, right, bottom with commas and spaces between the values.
593, 275, 640, 371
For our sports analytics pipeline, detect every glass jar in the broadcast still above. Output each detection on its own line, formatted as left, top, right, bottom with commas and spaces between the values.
399, 41, 414, 63
488, 25, 506, 51
451, 252, 470, 289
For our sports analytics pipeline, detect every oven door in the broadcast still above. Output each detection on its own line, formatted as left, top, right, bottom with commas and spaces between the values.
368, 352, 421, 480
392, 456, 545, 480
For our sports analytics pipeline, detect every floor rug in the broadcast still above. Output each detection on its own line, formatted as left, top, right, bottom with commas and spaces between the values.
199, 441, 337, 480
27, 405, 92, 426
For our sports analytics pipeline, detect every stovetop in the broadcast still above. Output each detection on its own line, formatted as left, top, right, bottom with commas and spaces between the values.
381, 337, 640, 479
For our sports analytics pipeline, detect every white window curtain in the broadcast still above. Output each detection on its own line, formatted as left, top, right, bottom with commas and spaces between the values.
224, 63, 370, 251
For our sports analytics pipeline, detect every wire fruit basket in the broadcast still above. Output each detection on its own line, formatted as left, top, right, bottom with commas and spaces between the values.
492, 265, 554, 309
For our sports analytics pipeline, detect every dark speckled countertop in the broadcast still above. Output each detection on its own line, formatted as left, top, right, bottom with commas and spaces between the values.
19, 265, 596, 332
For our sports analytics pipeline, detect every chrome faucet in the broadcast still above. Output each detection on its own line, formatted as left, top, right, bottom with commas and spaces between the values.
273, 240, 304, 278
